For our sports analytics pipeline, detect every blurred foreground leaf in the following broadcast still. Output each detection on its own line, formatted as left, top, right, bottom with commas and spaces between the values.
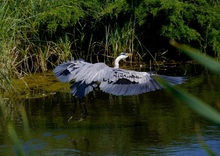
156, 77, 220, 125
8, 124, 25, 156
169, 40, 220, 155
170, 40, 220, 74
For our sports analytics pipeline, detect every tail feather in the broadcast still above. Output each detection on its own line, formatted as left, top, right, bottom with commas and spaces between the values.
158, 75, 187, 85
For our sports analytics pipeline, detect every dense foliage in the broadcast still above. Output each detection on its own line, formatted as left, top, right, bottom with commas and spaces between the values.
0, 0, 220, 79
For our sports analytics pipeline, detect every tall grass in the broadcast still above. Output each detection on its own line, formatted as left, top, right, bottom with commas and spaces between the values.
93, 20, 145, 65
0, 0, 219, 80
0, 0, 74, 80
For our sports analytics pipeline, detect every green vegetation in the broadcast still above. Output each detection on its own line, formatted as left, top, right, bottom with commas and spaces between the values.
1, 0, 220, 124
158, 40, 220, 155
0, 0, 220, 83
157, 40, 220, 125
1, 1, 220, 155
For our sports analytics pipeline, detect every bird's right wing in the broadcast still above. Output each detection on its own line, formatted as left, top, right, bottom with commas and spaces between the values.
53, 59, 110, 98
53, 58, 92, 82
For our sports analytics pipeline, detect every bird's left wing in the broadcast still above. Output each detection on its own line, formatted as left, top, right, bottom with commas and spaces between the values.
97, 67, 187, 96
94, 67, 163, 96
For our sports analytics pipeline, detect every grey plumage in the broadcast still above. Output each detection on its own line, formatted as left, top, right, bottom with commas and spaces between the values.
53, 55, 186, 98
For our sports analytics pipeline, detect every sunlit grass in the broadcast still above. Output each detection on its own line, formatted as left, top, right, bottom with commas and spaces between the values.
8, 72, 70, 99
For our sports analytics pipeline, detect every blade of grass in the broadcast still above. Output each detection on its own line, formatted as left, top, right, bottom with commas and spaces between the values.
170, 40, 220, 74
8, 124, 25, 156
0, 98, 24, 155
195, 124, 217, 156
19, 106, 31, 137
155, 76, 220, 125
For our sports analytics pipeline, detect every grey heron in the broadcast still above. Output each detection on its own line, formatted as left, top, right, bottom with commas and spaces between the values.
53, 52, 187, 98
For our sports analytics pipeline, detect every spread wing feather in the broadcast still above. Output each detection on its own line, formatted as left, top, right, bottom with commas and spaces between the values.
53, 58, 90, 82
98, 68, 163, 95
53, 59, 186, 98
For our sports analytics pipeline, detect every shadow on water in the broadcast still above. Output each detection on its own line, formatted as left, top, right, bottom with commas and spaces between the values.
0, 64, 220, 155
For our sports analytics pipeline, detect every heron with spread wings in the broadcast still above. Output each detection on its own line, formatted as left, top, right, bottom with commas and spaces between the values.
53, 52, 186, 98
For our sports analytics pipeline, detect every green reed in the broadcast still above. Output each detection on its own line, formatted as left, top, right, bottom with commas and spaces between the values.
1, 0, 219, 81
168, 40, 220, 124
0, 0, 74, 79
156, 40, 220, 155
0, 95, 32, 156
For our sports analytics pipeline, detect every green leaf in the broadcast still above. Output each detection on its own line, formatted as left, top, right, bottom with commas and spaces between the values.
155, 76, 220, 125
170, 40, 220, 74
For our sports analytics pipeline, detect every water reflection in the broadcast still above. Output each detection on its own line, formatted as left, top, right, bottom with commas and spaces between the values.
0, 70, 220, 155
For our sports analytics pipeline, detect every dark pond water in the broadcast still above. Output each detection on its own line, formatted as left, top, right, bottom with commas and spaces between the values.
0, 65, 220, 156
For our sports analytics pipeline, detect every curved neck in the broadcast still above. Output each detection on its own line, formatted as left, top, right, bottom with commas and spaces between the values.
114, 56, 122, 68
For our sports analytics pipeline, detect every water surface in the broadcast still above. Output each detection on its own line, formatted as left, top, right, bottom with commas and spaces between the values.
0, 66, 220, 156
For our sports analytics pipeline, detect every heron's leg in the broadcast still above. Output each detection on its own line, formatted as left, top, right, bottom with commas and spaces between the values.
78, 99, 88, 121
68, 102, 77, 122
68, 98, 88, 122
83, 103, 88, 117
71, 138, 77, 149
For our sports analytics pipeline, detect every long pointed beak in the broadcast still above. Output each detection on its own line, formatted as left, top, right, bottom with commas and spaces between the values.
125, 53, 132, 57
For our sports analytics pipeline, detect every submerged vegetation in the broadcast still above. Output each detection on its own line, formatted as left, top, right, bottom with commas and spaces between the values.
0, 0, 220, 83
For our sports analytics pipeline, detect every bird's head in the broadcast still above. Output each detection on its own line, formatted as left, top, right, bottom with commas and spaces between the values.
119, 52, 132, 60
